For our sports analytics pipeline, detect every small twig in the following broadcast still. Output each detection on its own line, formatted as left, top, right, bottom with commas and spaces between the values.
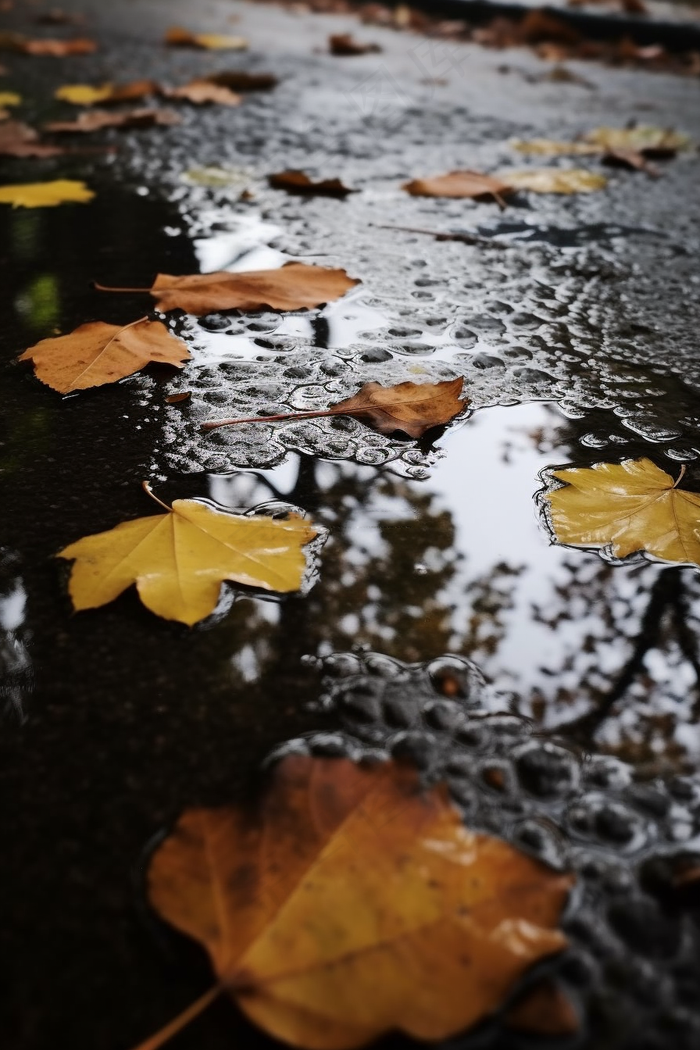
129, 985, 222, 1050
141, 480, 172, 512
373, 223, 503, 248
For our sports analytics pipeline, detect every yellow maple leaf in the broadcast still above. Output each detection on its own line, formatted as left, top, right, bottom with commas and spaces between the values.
137, 755, 573, 1050
58, 492, 320, 625
0, 179, 94, 208
0, 91, 21, 107
510, 138, 600, 156
498, 168, 607, 194
165, 25, 247, 50
54, 83, 114, 105
544, 458, 700, 565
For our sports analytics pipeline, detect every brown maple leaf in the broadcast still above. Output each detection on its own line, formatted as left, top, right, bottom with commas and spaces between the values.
403, 170, 513, 207
329, 32, 382, 55
45, 107, 181, 132
0, 120, 65, 156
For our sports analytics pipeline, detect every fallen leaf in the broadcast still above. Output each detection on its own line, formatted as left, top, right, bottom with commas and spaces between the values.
205, 70, 277, 91
511, 138, 599, 156
583, 124, 691, 156
19, 317, 190, 393
602, 148, 659, 175
139, 755, 573, 1049
0, 178, 94, 207
329, 32, 382, 55
202, 377, 467, 439
0, 90, 20, 107
0, 119, 64, 156
268, 169, 355, 197
54, 82, 114, 105
164, 79, 241, 106
0, 33, 97, 55
45, 107, 181, 132
165, 391, 191, 404
544, 458, 700, 565
497, 168, 607, 193
58, 492, 318, 624
403, 170, 513, 205
165, 26, 248, 50
505, 980, 579, 1036
96, 262, 360, 314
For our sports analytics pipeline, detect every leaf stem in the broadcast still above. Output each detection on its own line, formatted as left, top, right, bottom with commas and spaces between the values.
142, 480, 172, 511
129, 985, 222, 1050
201, 407, 339, 432
93, 281, 152, 294
673, 464, 687, 489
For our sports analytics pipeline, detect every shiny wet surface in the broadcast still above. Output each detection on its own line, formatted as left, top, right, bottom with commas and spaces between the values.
2, 1, 700, 1048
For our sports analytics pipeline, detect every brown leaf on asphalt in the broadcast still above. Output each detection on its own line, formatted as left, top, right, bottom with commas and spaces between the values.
602, 148, 659, 175
137, 755, 573, 1050
165, 25, 248, 50
0, 119, 65, 156
19, 318, 190, 393
45, 107, 181, 132
96, 262, 360, 314
0, 32, 97, 55
498, 167, 607, 193
329, 32, 382, 55
164, 79, 242, 106
165, 391, 191, 404
268, 169, 355, 197
202, 377, 467, 440
403, 169, 513, 206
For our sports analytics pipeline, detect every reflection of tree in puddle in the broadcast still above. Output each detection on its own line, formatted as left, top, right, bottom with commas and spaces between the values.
208, 401, 700, 774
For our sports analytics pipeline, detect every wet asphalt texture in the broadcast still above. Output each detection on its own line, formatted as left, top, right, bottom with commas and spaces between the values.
2, 1, 700, 1049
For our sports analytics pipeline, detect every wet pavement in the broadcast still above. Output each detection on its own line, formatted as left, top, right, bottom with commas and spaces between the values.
2, 1, 700, 1048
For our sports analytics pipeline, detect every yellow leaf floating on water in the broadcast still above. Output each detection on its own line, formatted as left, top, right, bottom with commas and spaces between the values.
58, 494, 319, 625
54, 83, 114, 105
138, 754, 573, 1050
0, 179, 94, 208
544, 458, 700, 566
498, 168, 607, 194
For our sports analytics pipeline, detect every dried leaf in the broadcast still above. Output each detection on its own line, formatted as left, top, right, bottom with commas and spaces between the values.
602, 148, 659, 175
328, 377, 466, 438
0, 90, 20, 107
55, 83, 113, 105
58, 498, 318, 625
97, 262, 360, 314
403, 170, 513, 203
498, 168, 608, 193
202, 378, 467, 440
268, 169, 355, 197
45, 107, 181, 132
544, 458, 700, 566
0, 119, 65, 157
19, 318, 190, 393
511, 138, 600, 156
165, 79, 241, 106
165, 391, 191, 404
0, 178, 94, 207
0, 33, 97, 55
329, 32, 382, 55
141, 755, 573, 1048
583, 124, 691, 156
165, 26, 248, 50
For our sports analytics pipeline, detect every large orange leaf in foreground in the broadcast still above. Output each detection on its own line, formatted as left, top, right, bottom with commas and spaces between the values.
144, 755, 573, 1049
